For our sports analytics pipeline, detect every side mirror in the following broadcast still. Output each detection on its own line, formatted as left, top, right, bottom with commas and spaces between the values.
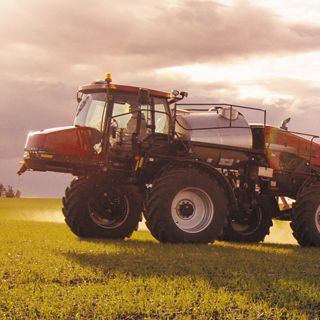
139, 88, 150, 105
180, 91, 188, 98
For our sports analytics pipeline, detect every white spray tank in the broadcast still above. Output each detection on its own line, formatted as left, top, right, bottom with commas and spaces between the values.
175, 107, 253, 166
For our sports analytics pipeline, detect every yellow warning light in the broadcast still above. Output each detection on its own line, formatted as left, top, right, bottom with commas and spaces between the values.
104, 72, 112, 84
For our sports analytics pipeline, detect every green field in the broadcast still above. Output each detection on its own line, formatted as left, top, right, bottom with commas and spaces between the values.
0, 198, 319, 319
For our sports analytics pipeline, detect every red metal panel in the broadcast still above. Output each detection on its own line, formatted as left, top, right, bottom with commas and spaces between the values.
264, 126, 320, 170
25, 126, 98, 158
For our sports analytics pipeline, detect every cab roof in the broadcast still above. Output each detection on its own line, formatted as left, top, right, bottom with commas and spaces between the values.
78, 81, 172, 99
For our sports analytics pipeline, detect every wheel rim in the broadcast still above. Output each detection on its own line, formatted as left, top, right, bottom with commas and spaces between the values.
88, 190, 129, 229
315, 205, 320, 233
171, 187, 214, 233
230, 206, 262, 235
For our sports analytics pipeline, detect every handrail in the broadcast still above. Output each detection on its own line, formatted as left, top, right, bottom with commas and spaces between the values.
173, 103, 267, 133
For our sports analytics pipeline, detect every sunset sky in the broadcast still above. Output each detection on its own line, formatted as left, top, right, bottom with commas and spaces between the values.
1, 0, 320, 197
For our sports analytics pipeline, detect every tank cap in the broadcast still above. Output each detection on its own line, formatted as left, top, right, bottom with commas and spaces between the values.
218, 107, 239, 120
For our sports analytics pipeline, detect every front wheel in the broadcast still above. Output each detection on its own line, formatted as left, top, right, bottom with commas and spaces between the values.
62, 177, 142, 239
144, 167, 229, 243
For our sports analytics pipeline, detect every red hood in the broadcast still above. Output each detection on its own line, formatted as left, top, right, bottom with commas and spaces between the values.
25, 126, 102, 157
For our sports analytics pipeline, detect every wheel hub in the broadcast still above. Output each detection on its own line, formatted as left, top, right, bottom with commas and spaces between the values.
177, 200, 195, 219
171, 187, 214, 233
229, 206, 262, 235
315, 205, 320, 233
89, 190, 129, 229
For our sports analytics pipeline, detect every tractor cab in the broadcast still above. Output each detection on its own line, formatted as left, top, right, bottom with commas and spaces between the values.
18, 74, 186, 176
77, 77, 171, 153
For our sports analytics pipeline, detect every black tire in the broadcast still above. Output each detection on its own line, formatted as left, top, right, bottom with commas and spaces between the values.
144, 167, 229, 243
291, 180, 320, 247
220, 195, 274, 243
62, 177, 142, 239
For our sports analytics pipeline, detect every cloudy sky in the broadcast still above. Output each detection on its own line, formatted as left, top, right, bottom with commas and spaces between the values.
1, 0, 320, 197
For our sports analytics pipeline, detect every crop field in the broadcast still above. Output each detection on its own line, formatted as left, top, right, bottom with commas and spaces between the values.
0, 198, 319, 319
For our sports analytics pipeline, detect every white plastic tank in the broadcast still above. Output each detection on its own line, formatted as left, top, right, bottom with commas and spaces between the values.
175, 107, 252, 149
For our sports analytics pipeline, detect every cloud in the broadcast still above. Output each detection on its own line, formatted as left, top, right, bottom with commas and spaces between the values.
2, 0, 320, 86
2, 0, 320, 75
0, 79, 76, 159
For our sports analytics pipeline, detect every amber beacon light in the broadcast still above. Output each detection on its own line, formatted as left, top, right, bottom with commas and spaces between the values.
104, 73, 112, 84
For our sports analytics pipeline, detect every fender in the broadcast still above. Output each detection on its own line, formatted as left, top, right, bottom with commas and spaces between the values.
159, 159, 237, 211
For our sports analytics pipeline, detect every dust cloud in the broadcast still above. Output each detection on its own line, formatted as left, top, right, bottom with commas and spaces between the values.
15, 210, 64, 223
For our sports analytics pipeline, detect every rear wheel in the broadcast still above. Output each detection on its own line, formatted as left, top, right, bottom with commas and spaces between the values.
291, 180, 320, 246
144, 167, 229, 243
220, 195, 274, 243
62, 177, 142, 239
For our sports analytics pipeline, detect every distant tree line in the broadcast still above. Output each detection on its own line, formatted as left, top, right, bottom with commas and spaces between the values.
0, 184, 21, 198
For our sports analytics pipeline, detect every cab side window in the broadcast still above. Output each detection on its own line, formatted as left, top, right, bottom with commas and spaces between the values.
154, 98, 170, 134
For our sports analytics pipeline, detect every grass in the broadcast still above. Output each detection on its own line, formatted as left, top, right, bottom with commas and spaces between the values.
0, 198, 319, 319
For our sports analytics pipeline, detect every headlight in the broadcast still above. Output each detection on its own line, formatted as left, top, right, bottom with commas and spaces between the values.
23, 151, 30, 159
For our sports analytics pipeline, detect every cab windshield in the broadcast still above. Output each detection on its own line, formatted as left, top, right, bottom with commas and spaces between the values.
74, 93, 107, 132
